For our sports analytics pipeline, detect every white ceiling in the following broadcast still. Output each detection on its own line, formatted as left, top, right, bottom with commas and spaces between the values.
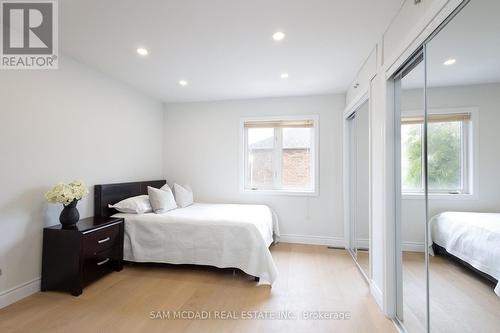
402, 0, 500, 90
59, 0, 403, 103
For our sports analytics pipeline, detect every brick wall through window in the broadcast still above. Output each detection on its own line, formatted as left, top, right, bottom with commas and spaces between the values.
283, 149, 311, 187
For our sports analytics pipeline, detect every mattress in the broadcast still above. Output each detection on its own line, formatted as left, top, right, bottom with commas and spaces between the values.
429, 211, 500, 296
113, 203, 280, 284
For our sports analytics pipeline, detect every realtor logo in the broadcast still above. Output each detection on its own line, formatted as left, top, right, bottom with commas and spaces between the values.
1, 0, 58, 69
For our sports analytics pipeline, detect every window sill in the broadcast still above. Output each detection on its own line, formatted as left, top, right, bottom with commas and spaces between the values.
241, 189, 318, 197
402, 193, 478, 201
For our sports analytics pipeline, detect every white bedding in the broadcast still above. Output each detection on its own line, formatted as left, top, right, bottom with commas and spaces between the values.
113, 203, 280, 284
429, 211, 500, 296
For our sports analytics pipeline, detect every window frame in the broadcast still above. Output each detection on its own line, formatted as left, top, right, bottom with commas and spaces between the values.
240, 115, 319, 196
401, 107, 479, 200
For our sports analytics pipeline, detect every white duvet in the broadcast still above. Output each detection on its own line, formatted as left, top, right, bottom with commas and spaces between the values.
113, 203, 280, 284
429, 211, 500, 296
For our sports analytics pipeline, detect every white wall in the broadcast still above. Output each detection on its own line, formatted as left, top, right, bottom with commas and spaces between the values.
0, 56, 164, 307
401, 83, 500, 246
163, 95, 345, 244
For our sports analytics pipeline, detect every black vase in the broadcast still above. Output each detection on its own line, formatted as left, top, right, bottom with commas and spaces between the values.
59, 199, 80, 227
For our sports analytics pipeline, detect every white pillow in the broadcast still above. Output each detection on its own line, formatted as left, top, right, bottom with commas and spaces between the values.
148, 185, 177, 213
160, 183, 171, 191
173, 184, 194, 208
109, 195, 152, 214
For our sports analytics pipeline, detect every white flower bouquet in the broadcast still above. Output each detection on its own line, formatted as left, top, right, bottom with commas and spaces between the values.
45, 180, 89, 206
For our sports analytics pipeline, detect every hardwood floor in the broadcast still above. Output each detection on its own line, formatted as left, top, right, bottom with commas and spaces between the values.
401, 251, 427, 333
0, 243, 395, 333
402, 251, 500, 333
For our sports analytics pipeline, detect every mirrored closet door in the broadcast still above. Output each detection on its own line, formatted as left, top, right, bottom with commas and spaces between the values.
426, 0, 500, 332
347, 99, 370, 279
394, 52, 428, 333
395, 0, 500, 332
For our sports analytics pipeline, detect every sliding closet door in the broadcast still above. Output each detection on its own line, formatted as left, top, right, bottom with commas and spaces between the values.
354, 101, 370, 276
397, 2, 500, 332
346, 99, 370, 279
395, 54, 428, 333
425, 0, 500, 332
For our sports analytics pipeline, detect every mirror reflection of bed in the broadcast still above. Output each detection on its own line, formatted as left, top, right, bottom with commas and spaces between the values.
398, 1, 500, 332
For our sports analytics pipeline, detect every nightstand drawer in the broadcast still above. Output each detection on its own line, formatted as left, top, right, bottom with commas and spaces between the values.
83, 222, 121, 255
83, 249, 116, 285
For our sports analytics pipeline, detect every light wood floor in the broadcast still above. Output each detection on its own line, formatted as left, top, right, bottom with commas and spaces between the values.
0, 243, 395, 333
402, 251, 500, 333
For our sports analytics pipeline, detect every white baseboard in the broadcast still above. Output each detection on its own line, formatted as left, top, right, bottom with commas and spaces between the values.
402, 241, 425, 252
370, 280, 383, 309
0, 278, 41, 309
348, 241, 424, 252
355, 238, 369, 249
279, 234, 345, 248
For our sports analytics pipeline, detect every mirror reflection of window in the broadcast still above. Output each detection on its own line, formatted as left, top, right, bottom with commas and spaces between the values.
401, 113, 472, 194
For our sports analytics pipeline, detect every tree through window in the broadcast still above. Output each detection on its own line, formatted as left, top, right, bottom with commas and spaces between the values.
401, 112, 471, 193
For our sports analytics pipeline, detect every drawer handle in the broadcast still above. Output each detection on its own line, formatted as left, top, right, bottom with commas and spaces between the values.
98, 237, 110, 244
97, 258, 110, 266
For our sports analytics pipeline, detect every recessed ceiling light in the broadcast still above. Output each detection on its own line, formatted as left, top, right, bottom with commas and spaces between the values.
179, 80, 188, 86
273, 31, 285, 41
280, 72, 289, 79
444, 58, 456, 66
136, 47, 148, 56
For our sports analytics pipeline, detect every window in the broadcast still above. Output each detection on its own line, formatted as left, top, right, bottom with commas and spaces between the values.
242, 116, 318, 194
401, 112, 472, 194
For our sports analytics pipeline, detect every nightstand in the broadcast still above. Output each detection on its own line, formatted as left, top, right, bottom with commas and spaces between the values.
41, 216, 124, 296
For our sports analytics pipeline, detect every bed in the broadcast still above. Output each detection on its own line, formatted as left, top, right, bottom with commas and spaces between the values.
429, 211, 500, 296
94, 180, 280, 284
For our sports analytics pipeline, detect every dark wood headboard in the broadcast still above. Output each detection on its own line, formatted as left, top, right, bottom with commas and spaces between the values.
94, 180, 166, 218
